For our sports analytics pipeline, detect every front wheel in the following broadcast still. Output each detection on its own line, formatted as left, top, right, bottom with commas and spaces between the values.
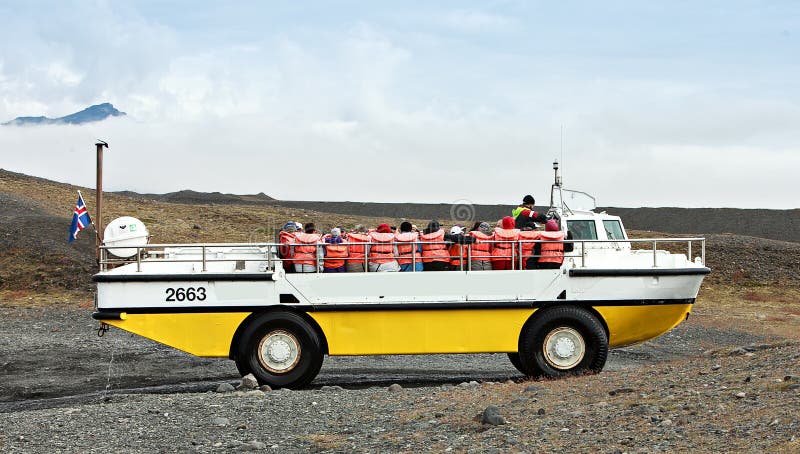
518, 306, 608, 378
236, 312, 324, 389
507, 353, 531, 375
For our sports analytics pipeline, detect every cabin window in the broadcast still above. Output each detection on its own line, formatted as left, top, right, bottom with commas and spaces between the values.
602, 220, 626, 240
567, 220, 597, 240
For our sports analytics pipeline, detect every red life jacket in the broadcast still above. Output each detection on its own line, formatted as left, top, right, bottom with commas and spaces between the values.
491, 227, 520, 261
539, 231, 566, 264
368, 232, 396, 264
323, 241, 348, 268
292, 232, 322, 266
394, 232, 419, 265
467, 231, 493, 260
518, 230, 541, 262
419, 229, 449, 263
346, 233, 369, 263
279, 231, 296, 264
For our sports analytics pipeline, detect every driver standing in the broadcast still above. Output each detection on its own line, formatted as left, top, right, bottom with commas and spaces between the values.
512, 195, 548, 230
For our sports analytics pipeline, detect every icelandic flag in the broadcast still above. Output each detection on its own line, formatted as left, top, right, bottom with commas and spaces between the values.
68, 192, 92, 243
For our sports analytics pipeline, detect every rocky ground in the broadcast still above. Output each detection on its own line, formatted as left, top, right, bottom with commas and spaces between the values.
1, 302, 798, 452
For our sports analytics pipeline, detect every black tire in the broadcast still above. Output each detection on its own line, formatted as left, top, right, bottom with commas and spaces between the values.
518, 306, 608, 379
233, 355, 251, 377
236, 311, 324, 389
507, 353, 531, 375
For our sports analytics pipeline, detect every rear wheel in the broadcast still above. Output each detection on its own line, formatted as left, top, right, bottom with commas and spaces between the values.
235, 312, 324, 389
518, 306, 608, 378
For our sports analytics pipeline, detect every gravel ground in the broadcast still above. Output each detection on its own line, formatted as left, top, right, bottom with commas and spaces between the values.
2, 303, 797, 452
1, 343, 798, 452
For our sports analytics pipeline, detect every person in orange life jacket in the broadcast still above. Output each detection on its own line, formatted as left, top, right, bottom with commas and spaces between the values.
278, 221, 298, 273
448, 225, 472, 270
292, 222, 323, 273
513, 195, 548, 230
323, 227, 348, 273
367, 223, 400, 272
466, 221, 494, 271
491, 216, 520, 271
517, 225, 540, 269
531, 219, 574, 269
345, 224, 369, 272
396, 221, 423, 272
419, 220, 452, 271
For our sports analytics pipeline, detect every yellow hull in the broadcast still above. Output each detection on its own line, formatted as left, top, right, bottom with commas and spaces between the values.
105, 303, 692, 357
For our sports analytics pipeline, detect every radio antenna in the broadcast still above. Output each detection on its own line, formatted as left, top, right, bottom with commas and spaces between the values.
560, 125, 564, 183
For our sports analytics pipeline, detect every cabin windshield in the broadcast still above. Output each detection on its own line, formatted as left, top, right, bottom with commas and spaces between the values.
551, 187, 597, 214
562, 190, 596, 212
567, 220, 598, 240
602, 220, 626, 240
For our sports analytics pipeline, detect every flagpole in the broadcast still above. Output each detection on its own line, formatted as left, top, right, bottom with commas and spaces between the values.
95, 140, 108, 263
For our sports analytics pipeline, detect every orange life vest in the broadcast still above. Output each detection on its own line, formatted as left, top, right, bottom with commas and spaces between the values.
323, 241, 348, 268
467, 231, 493, 260
279, 231, 296, 264
368, 232, 396, 264
538, 231, 566, 264
346, 233, 369, 263
491, 228, 520, 261
394, 232, 419, 265
419, 229, 449, 263
448, 243, 468, 267
518, 230, 541, 262
292, 232, 322, 266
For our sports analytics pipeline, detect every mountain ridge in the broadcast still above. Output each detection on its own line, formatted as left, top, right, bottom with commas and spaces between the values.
1, 168, 797, 243
2, 103, 126, 126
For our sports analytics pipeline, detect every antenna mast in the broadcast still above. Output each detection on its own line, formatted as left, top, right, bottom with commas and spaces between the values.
560, 124, 564, 184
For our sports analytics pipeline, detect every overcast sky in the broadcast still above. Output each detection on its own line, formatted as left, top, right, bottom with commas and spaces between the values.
1, 1, 798, 208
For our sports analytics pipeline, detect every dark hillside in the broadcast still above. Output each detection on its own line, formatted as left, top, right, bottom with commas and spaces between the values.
115, 189, 275, 205
604, 207, 800, 244
0, 193, 96, 292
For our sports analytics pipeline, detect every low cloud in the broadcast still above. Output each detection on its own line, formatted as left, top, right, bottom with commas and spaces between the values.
1, 3, 798, 209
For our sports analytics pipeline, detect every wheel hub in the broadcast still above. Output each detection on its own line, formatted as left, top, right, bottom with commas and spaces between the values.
553, 336, 576, 358
258, 330, 301, 373
543, 327, 586, 370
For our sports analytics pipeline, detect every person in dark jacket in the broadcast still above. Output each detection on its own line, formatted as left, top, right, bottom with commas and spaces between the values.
512, 194, 548, 230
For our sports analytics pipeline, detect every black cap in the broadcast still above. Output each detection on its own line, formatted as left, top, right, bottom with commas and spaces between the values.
522, 195, 535, 204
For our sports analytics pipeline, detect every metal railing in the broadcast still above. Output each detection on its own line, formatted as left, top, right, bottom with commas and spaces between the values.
99, 237, 705, 273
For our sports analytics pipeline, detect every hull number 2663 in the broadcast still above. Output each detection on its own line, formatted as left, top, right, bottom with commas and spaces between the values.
165, 287, 207, 302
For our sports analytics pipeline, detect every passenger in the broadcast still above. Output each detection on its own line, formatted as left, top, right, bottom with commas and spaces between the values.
467, 222, 494, 271
278, 221, 298, 273
518, 227, 541, 270
448, 225, 469, 271
323, 227, 348, 273
419, 220, 450, 271
292, 223, 323, 273
513, 195, 548, 230
491, 216, 520, 270
395, 221, 422, 272
345, 224, 369, 272
367, 223, 400, 272
532, 219, 573, 269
